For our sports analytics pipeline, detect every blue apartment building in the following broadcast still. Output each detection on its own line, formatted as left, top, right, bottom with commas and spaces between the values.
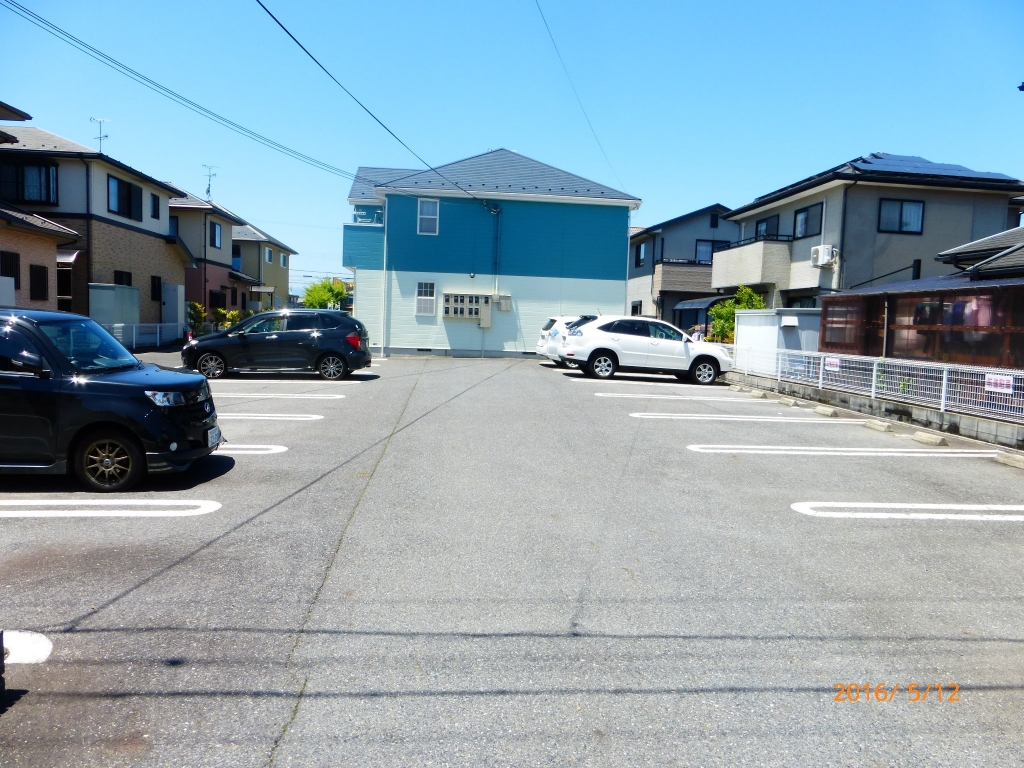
342, 149, 641, 355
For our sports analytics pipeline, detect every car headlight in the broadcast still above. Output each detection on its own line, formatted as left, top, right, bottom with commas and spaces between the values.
145, 390, 186, 407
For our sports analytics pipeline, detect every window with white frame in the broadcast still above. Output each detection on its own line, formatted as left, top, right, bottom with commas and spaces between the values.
265, 246, 272, 263
280, 252, 287, 268
417, 199, 439, 235
415, 281, 436, 315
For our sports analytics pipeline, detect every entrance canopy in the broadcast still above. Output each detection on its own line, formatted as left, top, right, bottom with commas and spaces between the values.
673, 295, 726, 311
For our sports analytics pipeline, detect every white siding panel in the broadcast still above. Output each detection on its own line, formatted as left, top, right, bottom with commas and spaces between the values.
352, 268, 384, 349
384, 271, 625, 353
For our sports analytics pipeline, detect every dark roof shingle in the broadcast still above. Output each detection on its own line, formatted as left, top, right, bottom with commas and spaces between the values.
0, 200, 78, 239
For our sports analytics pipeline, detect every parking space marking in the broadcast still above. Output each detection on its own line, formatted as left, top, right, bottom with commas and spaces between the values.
0, 500, 221, 517
597, 393, 772, 402
213, 394, 345, 399
208, 379, 361, 385
793, 502, 1024, 521
216, 413, 324, 421
570, 378, 716, 388
2, 630, 53, 663
630, 413, 866, 423
217, 444, 289, 455
688, 444, 999, 457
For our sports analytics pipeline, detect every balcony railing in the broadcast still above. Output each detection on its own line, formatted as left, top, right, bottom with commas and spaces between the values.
655, 257, 713, 266
713, 233, 794, 252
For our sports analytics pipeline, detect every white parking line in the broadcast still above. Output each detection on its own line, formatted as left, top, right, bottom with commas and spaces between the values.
213, 394, 345, 399
0, 500, 221, 517
597, 393, 772, 402
630, 413, 866, 423
688, 444, 1000, 457
208, 379, 360, 385
793, 502, 1024, 521
216, 414, 324, 421
218, 444, 289, 455
572, 379, 710, 388
2, 631, 53, 663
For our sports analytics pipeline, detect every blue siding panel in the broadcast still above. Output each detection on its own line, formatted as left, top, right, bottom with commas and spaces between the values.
385, 194, 627, 281
343, 224, 384, 270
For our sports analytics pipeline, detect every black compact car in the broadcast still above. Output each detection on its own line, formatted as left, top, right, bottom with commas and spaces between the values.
182, 310, 371, 379
0, 310, 221, 492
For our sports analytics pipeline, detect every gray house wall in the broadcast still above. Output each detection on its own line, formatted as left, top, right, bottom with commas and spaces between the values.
841, 185, 1016, 289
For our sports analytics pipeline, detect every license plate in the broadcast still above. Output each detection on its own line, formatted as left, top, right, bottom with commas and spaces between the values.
206, 426, 221, 448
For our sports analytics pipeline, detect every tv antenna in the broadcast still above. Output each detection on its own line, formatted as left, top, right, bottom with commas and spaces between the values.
202, 164, 218, 200
89, 117, 109, 153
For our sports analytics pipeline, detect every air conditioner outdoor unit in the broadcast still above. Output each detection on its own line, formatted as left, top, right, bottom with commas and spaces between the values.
811, 245, 836, 268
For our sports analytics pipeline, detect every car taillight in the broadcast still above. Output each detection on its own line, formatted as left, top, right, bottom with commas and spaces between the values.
345, 331, 362, 349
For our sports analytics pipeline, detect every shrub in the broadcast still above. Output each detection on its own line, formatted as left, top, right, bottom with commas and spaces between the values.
186, 302, 206, 334
707, 285, 766, 343
211, 307, 229, 330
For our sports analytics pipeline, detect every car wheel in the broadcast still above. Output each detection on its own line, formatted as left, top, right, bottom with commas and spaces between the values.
74, 430, 144, 492
318, 354, 348, 380
589, 353, 616, 379
690, 358, 719, 385
197, 352, 226, 379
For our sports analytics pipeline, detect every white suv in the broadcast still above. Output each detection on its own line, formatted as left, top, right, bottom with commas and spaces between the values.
559, 315, 732, 383
535, 315, 594, 368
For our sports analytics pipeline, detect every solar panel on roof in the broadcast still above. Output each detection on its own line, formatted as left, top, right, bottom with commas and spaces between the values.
850, 153, 1016, 181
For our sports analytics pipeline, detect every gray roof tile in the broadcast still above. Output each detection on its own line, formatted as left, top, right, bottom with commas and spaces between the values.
0, 126, 94, 153
938, 226, 1024, 259
232, 224, 296, 254
169, 191, 247, 225
348, 149, 638, 204
0, 200, 78, 238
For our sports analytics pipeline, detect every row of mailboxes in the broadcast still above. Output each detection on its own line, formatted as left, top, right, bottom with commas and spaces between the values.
443, 293, 492, 327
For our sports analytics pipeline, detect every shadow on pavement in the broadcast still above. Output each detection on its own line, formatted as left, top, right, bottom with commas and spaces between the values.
0, 456, 234, 494
0, 690, 27, 718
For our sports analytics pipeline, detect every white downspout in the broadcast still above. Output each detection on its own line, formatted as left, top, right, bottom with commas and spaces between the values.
381, 196, 389, 358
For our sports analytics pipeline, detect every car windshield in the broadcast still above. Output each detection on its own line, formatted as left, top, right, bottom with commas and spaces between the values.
567, 315, 598, 330
36, 319, 138, 372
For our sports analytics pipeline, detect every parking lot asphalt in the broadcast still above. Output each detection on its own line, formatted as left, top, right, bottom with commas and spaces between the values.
2, 354, 1024, 766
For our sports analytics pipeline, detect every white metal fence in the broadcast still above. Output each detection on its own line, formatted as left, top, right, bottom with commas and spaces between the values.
731, 346, 1024, 424
101, 322, 187, 350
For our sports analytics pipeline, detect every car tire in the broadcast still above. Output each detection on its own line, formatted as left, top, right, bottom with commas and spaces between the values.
588, 352, 617, 379
689, 357, 720, 385
74, 429, 144, 493
197, 352, 226, 379
318, 354, 349, 380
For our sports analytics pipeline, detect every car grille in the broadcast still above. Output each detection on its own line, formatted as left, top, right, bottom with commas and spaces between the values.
182, 398, 216, 425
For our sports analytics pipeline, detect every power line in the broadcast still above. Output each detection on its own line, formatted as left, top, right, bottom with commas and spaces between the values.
0, 0, 379, 186
253, 0, 492, 209
532, 0, 624, 191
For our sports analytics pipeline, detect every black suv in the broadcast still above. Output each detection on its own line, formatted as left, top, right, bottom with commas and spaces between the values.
0, 310, 220, 492
182, 310, 371, 379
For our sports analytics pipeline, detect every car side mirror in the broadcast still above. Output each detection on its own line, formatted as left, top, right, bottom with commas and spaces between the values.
10, 352, 51, 379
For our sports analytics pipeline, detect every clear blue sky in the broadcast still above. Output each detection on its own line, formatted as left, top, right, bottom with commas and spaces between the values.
4, 0, 1023, 291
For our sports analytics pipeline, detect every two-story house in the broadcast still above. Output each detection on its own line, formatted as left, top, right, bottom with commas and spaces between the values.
0, 199, 79, 310
627, 203, 740, 325
169, 192, 256, 314
712, 153, 1024, 308
341, 149, 640, 355
0, 126, 193, 323
231, 224, 295, 312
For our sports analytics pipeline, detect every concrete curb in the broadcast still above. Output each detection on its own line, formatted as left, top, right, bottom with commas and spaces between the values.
995, 452, 1024, 470
814, 406, 838, 417
749, 390, 768, 399
865, 420, 894, 433
913, 431, 948, 446
778, 396, 798, 407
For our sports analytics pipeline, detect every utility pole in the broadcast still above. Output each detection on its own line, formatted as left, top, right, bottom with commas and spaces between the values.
202, 165, 218, 201
89, 117, 109, 153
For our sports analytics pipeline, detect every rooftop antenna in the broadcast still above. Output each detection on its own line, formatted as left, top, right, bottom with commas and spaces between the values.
202, 164, 218, 201
89, 117, 109, 153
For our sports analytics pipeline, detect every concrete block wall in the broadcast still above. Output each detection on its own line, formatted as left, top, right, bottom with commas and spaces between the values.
725, 370, 1024, 449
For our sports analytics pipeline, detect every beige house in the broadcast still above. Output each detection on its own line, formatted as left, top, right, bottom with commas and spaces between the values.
0, 126, 192, 323
0, 200, 78, 310
169, 192, 256, 315
713, 153, 1024, 308
231, 224, 295, 311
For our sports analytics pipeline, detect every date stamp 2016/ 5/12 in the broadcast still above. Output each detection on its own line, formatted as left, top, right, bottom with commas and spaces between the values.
834, 683, 959, 703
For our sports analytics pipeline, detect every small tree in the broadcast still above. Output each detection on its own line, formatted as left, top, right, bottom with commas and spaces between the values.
707, 285, 767, 343
304, 278, 349, 309
211, 307, 229, 330
186, 302, 206, 335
